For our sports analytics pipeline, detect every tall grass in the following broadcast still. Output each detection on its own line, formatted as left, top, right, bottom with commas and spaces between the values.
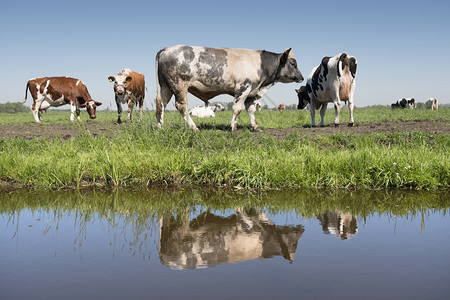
0, 109, 448, 190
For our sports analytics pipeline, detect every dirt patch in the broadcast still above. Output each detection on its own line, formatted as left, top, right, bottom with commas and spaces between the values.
260, 119, 450, 138
0, 119, 448, 140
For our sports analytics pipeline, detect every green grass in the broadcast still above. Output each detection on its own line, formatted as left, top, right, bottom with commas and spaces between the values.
0, 108, 449, 190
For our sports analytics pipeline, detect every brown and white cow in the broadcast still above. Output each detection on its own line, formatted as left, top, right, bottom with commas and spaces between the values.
155, 45, 303, 131
425, 97, 438, 110
278, 104, 285, 110
108, 68, 145, 124
23, 77, 101, 122
297, 53, 357, 127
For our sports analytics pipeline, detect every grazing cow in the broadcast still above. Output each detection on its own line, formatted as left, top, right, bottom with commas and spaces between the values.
155, 45, 303, 131
425, 97, 438, 110
297, 53, 357, 127
108, 68, 145, 123
255, 101, 262, 111
159, 210, 305, 270
23, 77, 101, 123
391, 98, 415, 109
278, 104, 285, 110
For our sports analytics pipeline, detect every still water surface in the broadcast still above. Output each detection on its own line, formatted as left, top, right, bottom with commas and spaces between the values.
1, 189, 449, 299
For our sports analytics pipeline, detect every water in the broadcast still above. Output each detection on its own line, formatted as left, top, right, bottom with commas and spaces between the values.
1, 189, 449, 300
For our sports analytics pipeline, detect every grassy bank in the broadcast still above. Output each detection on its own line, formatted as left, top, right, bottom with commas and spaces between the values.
0, 108, 449, 190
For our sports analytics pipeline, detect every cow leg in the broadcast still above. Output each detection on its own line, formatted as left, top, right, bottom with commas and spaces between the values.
70, 102, 77, 121
156, 85, 173, 128
115, 95, 122, 124
348, 101, 355, 126
231, 85, 252, 131
32, 102, 41, 123
333, 101, 340, 127
127, 98, 134, 121
138, 97, 144, 121
175, 90, 198, 131
309, 100, 317, 127
319, 103, 328, 127
245, 97, 260, 132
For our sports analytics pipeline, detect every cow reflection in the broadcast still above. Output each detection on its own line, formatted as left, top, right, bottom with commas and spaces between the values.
317, 212, 358, 240
159, 209, 304, 270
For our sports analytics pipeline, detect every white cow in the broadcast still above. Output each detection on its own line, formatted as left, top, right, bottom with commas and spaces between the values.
297, 53, 357, 127
425, 98, 438, 110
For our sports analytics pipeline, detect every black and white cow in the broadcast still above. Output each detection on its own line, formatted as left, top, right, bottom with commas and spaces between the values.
297, 53, 357, 127
391, 98, 415, 109
155, 45, 303, 131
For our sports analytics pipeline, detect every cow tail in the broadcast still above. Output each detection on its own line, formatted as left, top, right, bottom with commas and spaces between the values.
155, 51, 161, 101
22, 81, 30, 104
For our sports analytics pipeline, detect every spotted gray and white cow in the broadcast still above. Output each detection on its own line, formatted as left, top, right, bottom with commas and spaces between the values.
108, 68, 145, 124
155, 45, 303, 131
297, 53, 357, 127
23, 77, 101, 123
159, 209, 305, 270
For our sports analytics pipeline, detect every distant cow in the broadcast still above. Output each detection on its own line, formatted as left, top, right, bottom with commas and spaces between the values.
278, 104, 285, 110
189, 105, 216, 117
189, 103, 225, 118
391, 98, 415, 109
108, 68, 145, 123
155, 45, 303, 131
23, 77, 101, 123
159, 210, 305, 270
425, 97, 438, 110
297, 53, 357, 127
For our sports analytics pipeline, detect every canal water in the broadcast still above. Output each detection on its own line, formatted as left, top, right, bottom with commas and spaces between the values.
1, 188, 449, 300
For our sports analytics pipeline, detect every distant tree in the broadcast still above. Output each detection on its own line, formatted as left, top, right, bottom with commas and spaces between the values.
0, 102, 30, 113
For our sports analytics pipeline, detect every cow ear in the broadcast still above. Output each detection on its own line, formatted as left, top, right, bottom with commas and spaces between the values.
281, 48, 291, 64
125, 76, 132, 82
95, 101, 102, 106
349, 57, 357, 78
79, 102, 86, 108
295, 88, 300, 94
108, 76, 115, 82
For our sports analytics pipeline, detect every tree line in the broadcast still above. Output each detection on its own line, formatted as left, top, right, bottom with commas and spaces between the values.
0, 102, 30, 113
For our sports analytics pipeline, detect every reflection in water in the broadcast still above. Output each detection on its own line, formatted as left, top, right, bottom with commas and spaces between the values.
1, 188, 448, 269
159, 209, 304, 270
317, 212, 358, 240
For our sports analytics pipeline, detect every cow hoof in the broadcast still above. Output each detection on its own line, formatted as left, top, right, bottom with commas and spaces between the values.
334, 123, 340, 127
348, 122, 354, 127
251, 127, 262, 132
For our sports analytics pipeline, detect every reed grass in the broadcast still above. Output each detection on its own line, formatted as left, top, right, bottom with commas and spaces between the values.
0, 109, 449, 190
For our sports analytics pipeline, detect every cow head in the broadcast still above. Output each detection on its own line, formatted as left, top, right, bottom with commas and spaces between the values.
296, 85, 310, 109
277, 48, 304, 83
108, 74, 132, 101
80, 100, 102, 119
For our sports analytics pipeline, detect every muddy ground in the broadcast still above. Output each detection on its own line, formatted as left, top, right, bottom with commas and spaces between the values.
0, 119, 449, 140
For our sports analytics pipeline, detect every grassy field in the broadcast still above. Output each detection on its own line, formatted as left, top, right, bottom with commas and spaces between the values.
0, 107, 449, 190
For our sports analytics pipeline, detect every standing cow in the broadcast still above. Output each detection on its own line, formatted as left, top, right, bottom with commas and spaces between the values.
425, 98, 438, 110
23, 77, 102, 123
297, 53, 357, 127
155, 45, 303, 131
108, 68, 145, 124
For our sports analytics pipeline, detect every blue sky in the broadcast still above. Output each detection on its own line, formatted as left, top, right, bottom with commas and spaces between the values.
1, 0, 449, 109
